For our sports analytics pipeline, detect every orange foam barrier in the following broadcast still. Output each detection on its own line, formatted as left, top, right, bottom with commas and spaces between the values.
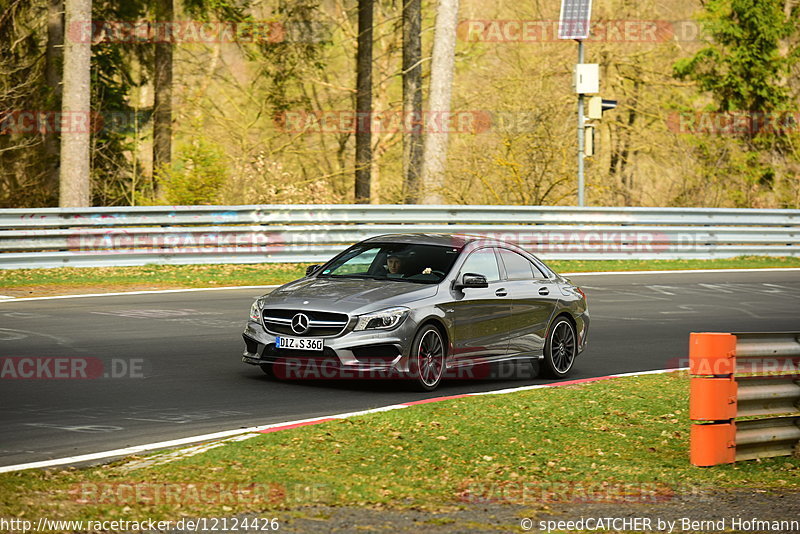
689, 377, 737, 421
689, 332, 736, 376
690, 332, 737, 467
690, 422, 736, 466
689, 331, 800, 466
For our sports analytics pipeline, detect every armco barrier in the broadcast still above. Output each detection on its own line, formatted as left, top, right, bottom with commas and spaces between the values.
689, 332, 800, 467
0, 205, 799, 268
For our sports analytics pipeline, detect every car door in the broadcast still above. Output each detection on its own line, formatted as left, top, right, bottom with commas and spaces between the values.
446, 247, 512, 363
497, 248, 558, 356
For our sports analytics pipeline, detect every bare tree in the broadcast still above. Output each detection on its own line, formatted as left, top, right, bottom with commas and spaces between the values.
59, 0, 91, 207
354, 0, 373, 203
420, 0, 459, 204
402, 0, 422, 204
153, 0, 173, 198
44, 0, 63, 200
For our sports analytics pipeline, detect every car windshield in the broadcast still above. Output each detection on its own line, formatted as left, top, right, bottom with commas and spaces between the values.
318, 243, 461, 284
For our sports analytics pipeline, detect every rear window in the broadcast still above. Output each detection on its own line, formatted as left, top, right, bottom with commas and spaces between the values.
499, 249, 546, 280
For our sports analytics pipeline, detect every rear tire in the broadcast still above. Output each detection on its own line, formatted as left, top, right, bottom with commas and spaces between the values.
542, 317, 577, 378
409, 325, 446, 391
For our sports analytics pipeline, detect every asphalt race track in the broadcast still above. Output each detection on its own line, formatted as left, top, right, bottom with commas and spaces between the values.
1, 270, 798, 468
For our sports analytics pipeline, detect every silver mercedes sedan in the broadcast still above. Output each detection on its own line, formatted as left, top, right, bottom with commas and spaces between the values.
242, 234, 589, 391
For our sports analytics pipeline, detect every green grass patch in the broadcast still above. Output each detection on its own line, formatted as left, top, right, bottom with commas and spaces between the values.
1, 371, 798, 523
548, 255, 800, 273
0, 263, 308, 294
1, 256, 799, 296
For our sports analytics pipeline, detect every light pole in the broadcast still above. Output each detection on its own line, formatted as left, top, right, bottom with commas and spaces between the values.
558, 0, 594, 206
577, 40, 585, 207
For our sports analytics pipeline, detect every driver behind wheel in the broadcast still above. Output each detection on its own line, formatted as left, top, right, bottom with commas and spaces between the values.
387, 254, 404, 277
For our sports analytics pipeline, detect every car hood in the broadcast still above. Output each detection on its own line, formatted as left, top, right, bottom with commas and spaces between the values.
261, 277, 439, 314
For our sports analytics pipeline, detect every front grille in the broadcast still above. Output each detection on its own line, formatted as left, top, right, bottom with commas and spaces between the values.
262, 309, 349, 337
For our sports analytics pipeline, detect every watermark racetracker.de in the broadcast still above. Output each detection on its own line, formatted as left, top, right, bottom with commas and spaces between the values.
666, 111, 800, 136
67, 20, 330, 44
0, 110, 151, 136
458, 480, 695, 505
0, 357, 148, 379
666, 356, 800, 376
457, 19, 707, 43
69, 481, 331, 506
64, 229, 715, 256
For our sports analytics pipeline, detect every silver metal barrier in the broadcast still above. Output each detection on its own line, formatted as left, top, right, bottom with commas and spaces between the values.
1, 205, 798, 268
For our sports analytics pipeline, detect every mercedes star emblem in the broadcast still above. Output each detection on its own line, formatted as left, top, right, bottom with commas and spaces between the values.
291, 313, 310, 334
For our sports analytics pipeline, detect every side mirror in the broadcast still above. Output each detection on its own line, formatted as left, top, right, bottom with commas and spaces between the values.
305, 264, 321, 276
454, 272, 488, 289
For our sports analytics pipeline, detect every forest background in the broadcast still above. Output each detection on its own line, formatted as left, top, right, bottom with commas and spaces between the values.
1, 0, 799, 209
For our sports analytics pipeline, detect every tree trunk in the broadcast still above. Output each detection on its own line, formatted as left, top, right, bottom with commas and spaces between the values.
44, 0, 64, 204
402, 0, 422, 204
420, 0, 459, 205
59, 0, 91, 207
354, 0, 373, 204
153, 0, 173, 198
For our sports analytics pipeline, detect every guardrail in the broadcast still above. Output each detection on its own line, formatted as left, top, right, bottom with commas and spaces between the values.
689, 332, 800, 467
0, 205, 799, 269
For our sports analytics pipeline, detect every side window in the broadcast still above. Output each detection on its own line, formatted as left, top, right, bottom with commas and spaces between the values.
499, 249, 537, 281
530, 260, 548, 279
460, 248, 500, 282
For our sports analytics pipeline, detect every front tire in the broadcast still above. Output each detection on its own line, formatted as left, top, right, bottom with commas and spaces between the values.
542, 317, 577, 378
409, 325, 446, 391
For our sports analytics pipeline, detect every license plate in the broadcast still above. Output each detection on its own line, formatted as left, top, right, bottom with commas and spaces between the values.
275, 336, 323, 351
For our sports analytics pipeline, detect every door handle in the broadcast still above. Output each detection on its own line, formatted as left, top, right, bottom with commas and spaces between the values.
495, 288, 508, 297
538, 287, 550, 296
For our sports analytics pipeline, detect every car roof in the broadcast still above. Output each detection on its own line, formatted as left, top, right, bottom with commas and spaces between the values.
361, 233, 494, 248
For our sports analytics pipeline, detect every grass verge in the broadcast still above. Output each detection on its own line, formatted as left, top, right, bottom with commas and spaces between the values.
1, 256, 799, 298
1, 371, 798, 524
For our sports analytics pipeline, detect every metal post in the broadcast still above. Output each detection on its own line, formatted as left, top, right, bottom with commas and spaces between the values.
577, 40, 585, 207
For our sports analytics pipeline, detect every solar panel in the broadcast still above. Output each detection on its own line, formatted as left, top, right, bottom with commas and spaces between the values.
558, 0, 593, 40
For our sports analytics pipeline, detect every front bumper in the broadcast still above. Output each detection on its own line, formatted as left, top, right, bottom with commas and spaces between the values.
242, 318, 417, 373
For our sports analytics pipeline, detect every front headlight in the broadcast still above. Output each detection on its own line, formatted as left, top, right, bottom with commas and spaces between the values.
354, 306, 409, 331
249, 300, 262, 322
